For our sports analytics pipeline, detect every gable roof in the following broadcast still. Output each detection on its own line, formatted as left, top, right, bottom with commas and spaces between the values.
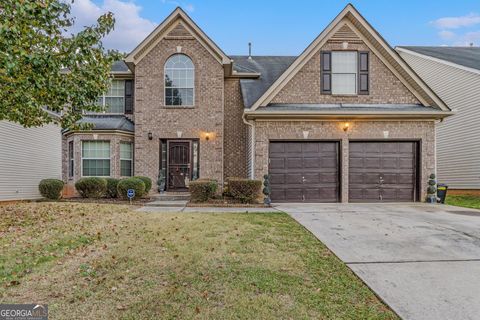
397, 46, 480, 72
124, 7, 230, 68
231, 56, 296, 108
247, 4, 450, 112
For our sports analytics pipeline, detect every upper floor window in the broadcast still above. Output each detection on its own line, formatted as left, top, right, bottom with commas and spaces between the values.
321, 51, 369, 95
164, 54, 194, 106
96, 80, 125, 113
331, 51, 357, 95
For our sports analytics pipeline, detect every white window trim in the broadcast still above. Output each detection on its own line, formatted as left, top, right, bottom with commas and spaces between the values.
68, 141, 74, 179
120, 142, 133, 177
81, 141, 111, 177
331, 51, 358, 95
164, 54, 195, 107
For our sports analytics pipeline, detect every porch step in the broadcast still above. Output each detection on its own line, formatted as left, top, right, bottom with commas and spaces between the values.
150, 193, 191, 201
145, 200, 188, 207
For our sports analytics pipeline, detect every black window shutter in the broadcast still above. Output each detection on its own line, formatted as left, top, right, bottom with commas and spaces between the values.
124, 80, 134, 114
358, 51, 369, 95
321, 51, 332, 94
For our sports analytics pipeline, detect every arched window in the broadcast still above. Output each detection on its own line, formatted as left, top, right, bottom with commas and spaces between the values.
164, 54, 194, 106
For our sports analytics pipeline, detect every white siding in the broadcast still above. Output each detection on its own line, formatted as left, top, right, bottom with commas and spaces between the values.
399, 50, 480, 189
0, 121, 62, 200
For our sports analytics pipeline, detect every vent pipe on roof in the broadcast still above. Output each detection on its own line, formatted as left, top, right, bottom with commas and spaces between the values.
248, 42, 252, 59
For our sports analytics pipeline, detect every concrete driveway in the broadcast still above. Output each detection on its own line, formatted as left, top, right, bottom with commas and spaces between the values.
276, 203, 480, 320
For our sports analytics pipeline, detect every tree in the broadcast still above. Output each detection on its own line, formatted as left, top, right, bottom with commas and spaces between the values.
0, 0, 122, 129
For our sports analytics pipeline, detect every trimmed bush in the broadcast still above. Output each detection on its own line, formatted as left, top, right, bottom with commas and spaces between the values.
189, 179, 218, 202
135, 176, 152, 193
38, 179, 64, 200
117, 177, 145, 200
75, 177, 107, 198
228, 178, 262, 204
105, 178, 120, 198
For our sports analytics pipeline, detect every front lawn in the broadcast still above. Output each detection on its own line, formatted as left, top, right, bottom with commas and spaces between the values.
446, 194, 480, 210
0, 203, 397, 319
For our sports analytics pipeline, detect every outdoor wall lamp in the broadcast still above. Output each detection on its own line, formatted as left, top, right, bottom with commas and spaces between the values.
205, 133, 210, 141
343, 122, 350, 132
148, 132, 153, 140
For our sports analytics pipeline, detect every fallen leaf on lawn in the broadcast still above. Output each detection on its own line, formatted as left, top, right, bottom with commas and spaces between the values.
195, 306, 200, 314
116, 305, 127, 310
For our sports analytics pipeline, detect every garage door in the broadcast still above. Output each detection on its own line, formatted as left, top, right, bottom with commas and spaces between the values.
349, 141, 418, 202
269, 141, 339, 202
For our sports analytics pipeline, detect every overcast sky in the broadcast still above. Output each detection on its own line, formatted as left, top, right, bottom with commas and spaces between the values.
69, 0, 480, 55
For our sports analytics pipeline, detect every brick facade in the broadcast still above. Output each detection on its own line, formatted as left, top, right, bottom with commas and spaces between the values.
253, 120, 436, 202
271, 41, 420, 105
224, 79, 247, 179
133, 23, 224, 186
60, 12, 442, 202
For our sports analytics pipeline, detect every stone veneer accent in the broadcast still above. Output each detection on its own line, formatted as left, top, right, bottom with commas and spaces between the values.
253, 120, 435, 202
271, 41, 420, 105
224, 79, 247, 179
133, 23, 224, 185
62, 132, 134, 186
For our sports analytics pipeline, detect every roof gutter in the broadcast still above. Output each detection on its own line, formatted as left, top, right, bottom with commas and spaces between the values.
244, 110, 454, 120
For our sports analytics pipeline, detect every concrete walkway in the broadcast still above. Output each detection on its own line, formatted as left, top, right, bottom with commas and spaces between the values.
137, 205, 279, 213
276, 203, 480, 320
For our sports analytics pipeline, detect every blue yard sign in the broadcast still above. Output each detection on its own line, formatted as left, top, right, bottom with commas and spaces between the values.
127, 189, 135, 201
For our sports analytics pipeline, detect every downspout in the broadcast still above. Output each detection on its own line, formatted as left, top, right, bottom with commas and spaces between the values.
242, 112, 255, 179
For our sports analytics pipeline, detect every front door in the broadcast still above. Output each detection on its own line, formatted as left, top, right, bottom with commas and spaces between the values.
168, 141, 191, 190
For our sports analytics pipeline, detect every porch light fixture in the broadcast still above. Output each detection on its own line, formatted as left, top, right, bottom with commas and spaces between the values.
148, 132, 153, 140
343, 122, 350, 132
205, 133, 210, 141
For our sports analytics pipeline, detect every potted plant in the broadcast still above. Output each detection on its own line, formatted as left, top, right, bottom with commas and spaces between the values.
157, 170, 166, 193
263, 174, 271, 205
426, 173, 437, 203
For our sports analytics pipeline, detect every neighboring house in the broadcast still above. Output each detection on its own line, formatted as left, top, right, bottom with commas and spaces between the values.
397, 46, 480, 191
62, 4, 452, 203
0, 120, 62, 201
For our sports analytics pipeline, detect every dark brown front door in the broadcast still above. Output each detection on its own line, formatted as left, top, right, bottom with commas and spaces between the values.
269, 141, 340, 203
168, 141, 190, 190
349, 141, 418, 202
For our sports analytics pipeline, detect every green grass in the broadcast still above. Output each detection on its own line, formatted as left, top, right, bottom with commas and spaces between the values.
0, 203, 397, 319
446, 194, 480, 210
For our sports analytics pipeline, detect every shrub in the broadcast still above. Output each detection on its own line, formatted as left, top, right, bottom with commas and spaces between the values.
117, 177, 145, 200
105, 178, 120, 198
75, 177, 107, 198
135, 176, 152, 193
38, 179, 64, 200
189, 179, 218, 202
228, 178, 262, 204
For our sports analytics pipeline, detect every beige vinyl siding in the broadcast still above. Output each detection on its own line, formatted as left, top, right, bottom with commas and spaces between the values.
399, 50, 480, 189
0, 121, 62, 201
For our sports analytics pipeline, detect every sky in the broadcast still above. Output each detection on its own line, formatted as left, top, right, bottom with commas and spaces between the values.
69, 0, 480, 55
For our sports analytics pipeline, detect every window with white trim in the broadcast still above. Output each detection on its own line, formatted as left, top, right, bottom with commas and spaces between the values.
331, 51, 357, 94
120, 142, 133, 177
95, 80, 125, 113
82, 141, 110, 176
68, 141, 74, 178
164, 54, 194, 106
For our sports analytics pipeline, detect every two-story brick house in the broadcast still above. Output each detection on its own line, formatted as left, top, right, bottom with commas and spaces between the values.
62, 4, 452, 202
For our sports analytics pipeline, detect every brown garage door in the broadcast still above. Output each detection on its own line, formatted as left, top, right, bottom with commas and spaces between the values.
269, 141, 339, 202
349, 141, 418, 202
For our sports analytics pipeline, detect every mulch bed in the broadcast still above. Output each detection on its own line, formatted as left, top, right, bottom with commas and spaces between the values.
60, 197, 153, 205
186, 198, 270, 208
